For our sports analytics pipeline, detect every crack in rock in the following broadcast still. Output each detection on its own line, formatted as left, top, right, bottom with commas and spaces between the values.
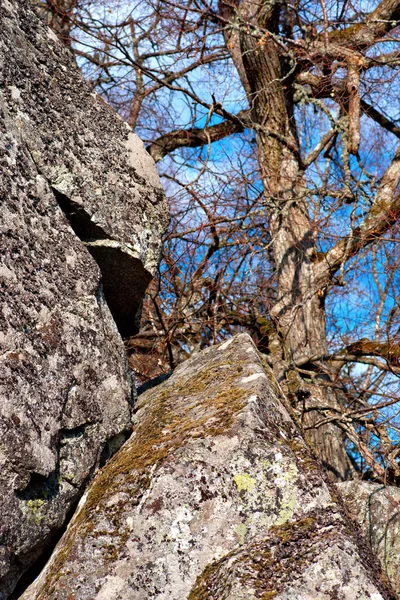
54, 189, 152, 338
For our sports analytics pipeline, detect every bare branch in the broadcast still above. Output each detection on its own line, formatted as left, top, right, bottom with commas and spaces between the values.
303, 128, 337, 167
347, 56, 361, 155
320, 145, 400, 279
364, 49, 400, 69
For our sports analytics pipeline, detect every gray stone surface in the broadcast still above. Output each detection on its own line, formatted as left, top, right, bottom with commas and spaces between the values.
338, 481, 400, 595
22, 335, 396, 600
0, 0, 168, 595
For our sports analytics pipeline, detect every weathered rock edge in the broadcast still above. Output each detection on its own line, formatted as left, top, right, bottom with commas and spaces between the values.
0, 0, 168, 596
338, 481, 400, 595
23, 334, 396, 600
1, 0, 167, 337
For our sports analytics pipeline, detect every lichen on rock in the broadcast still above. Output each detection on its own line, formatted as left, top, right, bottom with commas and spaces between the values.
338, 481, 400, 594
21, 334, 397, 600
0, 0, 168, 595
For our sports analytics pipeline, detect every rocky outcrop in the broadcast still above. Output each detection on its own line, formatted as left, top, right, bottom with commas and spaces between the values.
0, 0, 168, 595
22, 335, 396, 600
338, 481, 400, 594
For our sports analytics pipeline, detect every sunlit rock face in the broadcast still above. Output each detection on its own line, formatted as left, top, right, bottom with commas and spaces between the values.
0, 0, 168, 595
22, 334, 396, 600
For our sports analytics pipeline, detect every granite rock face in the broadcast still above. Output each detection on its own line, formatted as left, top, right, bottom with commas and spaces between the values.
0, 0, 168, 595
338, 481, 400, 594
22, 335, 396, 600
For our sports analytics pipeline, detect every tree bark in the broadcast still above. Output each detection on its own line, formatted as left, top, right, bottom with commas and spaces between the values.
223, 0, 355, 480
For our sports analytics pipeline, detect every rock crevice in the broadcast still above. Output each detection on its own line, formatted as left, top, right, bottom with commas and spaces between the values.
54, 188, 152, 337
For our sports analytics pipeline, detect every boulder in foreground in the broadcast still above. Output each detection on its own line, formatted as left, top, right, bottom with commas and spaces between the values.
23, 335, 396, 600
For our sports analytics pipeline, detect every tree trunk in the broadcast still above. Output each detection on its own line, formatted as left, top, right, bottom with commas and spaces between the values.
225, 0, 355, 480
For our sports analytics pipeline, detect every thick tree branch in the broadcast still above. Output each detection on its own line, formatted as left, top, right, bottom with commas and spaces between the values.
361, 99, 400, 139
345, 338, 400, 367
326, 0, 400, 51
302, 353, 399, 374
146, 109, 250, 162
217, 0, 252, 94
347, 56, 361, 154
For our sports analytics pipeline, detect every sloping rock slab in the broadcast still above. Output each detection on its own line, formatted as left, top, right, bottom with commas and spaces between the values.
23, 335, 396, 600
338, 481, 400, 594
0, 0, 168, 595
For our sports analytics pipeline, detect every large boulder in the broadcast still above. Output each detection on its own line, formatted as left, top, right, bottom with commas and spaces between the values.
22, 335, 396, 599
338, 481, 400, 594
0, 0, 168, 595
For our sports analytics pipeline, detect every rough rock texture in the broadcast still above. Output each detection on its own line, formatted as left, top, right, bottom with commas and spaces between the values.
338, 481, 400, 594
0, 0, 168, 595
22, 335, 396, 600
